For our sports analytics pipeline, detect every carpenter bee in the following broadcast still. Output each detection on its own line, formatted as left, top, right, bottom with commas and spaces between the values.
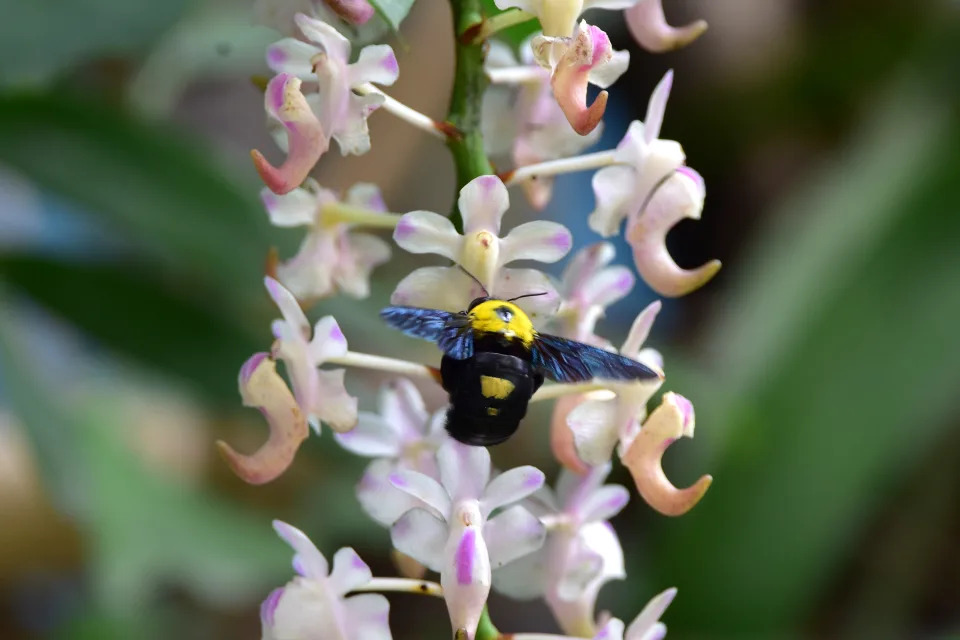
381, 275, 661, 446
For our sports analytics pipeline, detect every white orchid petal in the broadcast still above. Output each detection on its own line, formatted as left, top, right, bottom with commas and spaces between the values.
328, 547, 373, 595
391, 266, 479, 312
578, 484, 630, 522
314, 369, 359, 432
484, 505, 546, 568
272, 520, 328, 578
335, 232, 391, 298
594, 618, 627, 640
556, 547, 604, 600
260, 186, 319, 227
569, 399, 619, 466
265, 276, 310, 336
357, 459, 422, 526
344, 182, 387, 212
481, 466, 545, 516
266, 37, 318, 77
294, 13, 351, 61
458, 175, 509, 235
490, 544, 548, 600
499, 220, 572, 265
350, 44, 400, 86
331, 92, 381, 155
333, 413, 403, 457
393, 210, 461, 260
625, 587, 677, 640
589, 164, 637, 237
643, 70, 673, 143
584, 265, 635, 309
588, 48, 630, 89
391, 508, 446, 572
494, 268, 561, 321
438, 439, 491, 501
344, 594, 392, 640
390, 469, 452, 518
621, 301, 662, 356
309, 316, 349, 362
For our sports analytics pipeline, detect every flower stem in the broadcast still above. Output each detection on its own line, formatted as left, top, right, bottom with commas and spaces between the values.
474, 606, 500, 640
446, 0, 495, 232
486, 66, 545, 85
502, 150, 619, 185
321, 202, 402, 228
471, 9, 537, 43
356, 84, 448, 141
351, 578, 444, 597
327, 351, 438, 380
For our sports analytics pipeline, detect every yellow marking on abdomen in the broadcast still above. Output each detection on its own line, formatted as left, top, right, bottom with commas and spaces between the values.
480, 375, 515, 399
469, 300, 535, 345
486, 407, 500, 416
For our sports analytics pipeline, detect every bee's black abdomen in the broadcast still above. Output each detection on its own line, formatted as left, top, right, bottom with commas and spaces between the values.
441, 351, 540, 446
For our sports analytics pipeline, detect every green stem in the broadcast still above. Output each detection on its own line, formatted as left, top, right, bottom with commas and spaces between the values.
446, 0, 495, 233
474, 606, 500, 640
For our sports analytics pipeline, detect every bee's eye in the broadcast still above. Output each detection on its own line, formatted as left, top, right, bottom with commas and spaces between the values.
496, 306, 513, 323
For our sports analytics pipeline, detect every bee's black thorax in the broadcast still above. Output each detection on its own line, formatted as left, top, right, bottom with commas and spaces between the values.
472, 331, 532, 360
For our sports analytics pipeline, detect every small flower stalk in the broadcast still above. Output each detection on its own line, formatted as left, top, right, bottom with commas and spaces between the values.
231, 2, 720, 638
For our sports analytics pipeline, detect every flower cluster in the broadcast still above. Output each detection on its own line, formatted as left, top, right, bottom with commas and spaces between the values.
226, 1, 719, 638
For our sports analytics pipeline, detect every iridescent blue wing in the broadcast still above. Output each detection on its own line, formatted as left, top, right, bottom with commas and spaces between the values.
531, 333, 661, 383
380, 306, 474, 360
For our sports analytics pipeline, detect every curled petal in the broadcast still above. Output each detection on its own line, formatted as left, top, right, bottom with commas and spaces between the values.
499, 220, 572, 265
323, 0, 375, 25
627, 168, 721, 297
551, 394, 591, 473
393, 210, 461, 261
272, 519, 328, 578
218, 354, 309, 484
621, 392, 711, 516
252, 74, 329, 195
626, 0, 708, 53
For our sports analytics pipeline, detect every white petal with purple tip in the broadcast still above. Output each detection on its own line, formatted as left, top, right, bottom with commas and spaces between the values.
328, 547, 373, 595
499, 220, 572, 265
437, 440, 491, 501
272, 520, 328, 578
266, 37, 318, 77
458, 175, 509, 234
350, 44, 400, 86
393, 211, 461, 259
484, 505, 546, 568
578, 484, 630, 523
481, 466, 545, 516
390, 469, 452, 518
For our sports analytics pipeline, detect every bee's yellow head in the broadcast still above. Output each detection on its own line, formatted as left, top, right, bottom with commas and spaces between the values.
468, 299, 535, 345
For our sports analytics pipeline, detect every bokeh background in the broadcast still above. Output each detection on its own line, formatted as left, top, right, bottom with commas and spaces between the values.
1, 0, 958, 638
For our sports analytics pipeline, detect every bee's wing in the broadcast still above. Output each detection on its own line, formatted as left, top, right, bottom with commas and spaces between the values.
531, 333, 662, 383
380, 306, 474, 359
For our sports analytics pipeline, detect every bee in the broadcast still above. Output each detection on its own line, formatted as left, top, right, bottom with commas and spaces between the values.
381, 273, 662, 446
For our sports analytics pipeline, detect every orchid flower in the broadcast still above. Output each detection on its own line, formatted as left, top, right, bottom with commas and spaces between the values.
262, 179, 392, 302
334, 378, 449, 527
483, 40, 602, 209
268, 14, 400, 156
625, 0, 708, 53
494, 0, 640, 37
265, 276, 358, 432
262, 521, 392, 640
494, 464, 629, 636
389, 441, 546, 639
531, 21, 629, 135
391, 174, 571, 320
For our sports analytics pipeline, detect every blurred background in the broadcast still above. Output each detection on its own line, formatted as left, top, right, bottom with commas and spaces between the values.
0, 0, 958, 638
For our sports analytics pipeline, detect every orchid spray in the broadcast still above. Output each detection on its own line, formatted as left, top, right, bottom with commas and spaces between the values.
224, 0, 716, 637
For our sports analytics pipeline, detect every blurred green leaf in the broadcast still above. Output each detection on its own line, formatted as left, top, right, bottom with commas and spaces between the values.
0, 286, 287, 616
0, 0, 189, 85
370, 0, 416, 32
653, 77, 960, 634
0, 255, 262, 402
0, 92, 275, 313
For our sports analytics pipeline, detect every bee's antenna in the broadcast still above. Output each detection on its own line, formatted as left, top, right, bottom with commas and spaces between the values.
506, 291, 549, 302
456, 264, 489, 297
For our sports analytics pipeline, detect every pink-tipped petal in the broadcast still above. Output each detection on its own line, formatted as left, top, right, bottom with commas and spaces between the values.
642, 71, 673, 144
437, 439, 491, 501
322, 0, 375, 24
389, 469, 452, 519
265, 38, 318, 76
328, 547, 373, 595
624, 587, 677, 640
265, 275, 310, 336
294, 13, 351, 61
393, 210, 461, 260
481, 466, 545, 516
499, 220, 573, 265
458, 175, 510, 235
625, 0, 708, 53
621, 392, 712, 516
484, 505, 546, 568
272, 520, 329, 578
344, 182, 388, 212
218, 355, 309, 485
626, 169, 721, 297
253, 74, 329, 195
350, 44, 400, 86
621, 301, 662, 356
